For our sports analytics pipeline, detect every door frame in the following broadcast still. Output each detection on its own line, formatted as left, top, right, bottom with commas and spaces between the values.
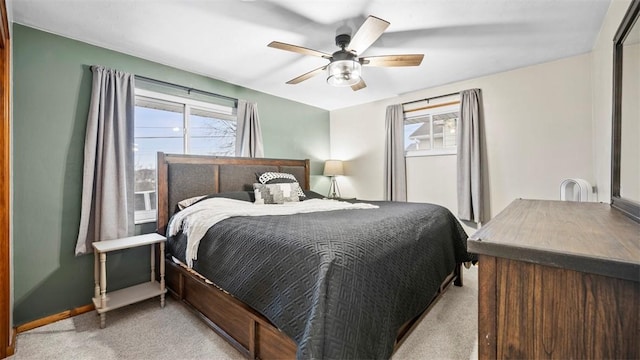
0, 0, 11, 357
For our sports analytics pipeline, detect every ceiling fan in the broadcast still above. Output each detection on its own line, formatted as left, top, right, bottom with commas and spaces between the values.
268, 15, 424, 91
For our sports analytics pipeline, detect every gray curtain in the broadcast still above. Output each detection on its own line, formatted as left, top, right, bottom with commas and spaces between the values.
457, 88, 484, 223
384, 104, 407, 201
235, 100, 264, 157
75, 66, 135, 255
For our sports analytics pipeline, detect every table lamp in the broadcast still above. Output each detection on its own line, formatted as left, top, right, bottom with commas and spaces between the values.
323, 160, 344, 198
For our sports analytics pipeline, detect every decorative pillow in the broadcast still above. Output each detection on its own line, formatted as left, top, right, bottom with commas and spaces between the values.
177, 195, 206, 210
253, 183, 301, 205
176, 191, 255, 211
257, 172, 306, 199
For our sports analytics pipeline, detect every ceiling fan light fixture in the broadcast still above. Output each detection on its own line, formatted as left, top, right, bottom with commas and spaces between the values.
327, 60, 362, 87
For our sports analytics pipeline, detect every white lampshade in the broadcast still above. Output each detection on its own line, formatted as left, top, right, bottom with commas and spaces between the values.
327, 60, 361, 87
323, 160, 344, 176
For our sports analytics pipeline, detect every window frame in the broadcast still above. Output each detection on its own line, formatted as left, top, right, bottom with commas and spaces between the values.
133, 88, 237, 224
404, 102, 460, 158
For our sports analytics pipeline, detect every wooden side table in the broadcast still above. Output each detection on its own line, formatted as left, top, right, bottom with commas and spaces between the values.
92, 233, 167, 328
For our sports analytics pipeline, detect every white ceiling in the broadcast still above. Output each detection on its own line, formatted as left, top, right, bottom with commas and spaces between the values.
10, 0, 611, 111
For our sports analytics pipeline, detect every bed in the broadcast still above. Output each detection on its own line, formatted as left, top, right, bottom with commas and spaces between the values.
155, 152, 475, 359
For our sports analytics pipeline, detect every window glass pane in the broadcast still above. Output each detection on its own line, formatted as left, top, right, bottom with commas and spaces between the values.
432, 112, 458, 150
135, 137, 184, 165
443, 118, 457, 148
189, 108, 236, 156
134, 104, 184, 166
133, 91, 236, 223
134, 193, 146, 211
433, 120, 445, 149
135, 106, 183, 140
134, 103, 185, 199
404, 117, 431, 151
404, 102, 459, 156
149, 192, 157, 210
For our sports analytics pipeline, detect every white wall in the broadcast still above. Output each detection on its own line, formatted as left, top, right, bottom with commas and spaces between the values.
620, 42, 639, 201
329, 95, 399, 201
330, 53, 595, 227
591, 0, 632, 203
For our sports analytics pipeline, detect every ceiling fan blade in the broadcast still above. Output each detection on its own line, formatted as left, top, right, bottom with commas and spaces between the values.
286, 65, 328, 84
347, 15, 390, 55
268, 41, 332, 59
360, 54, 424, 67
351, 78, 367, 91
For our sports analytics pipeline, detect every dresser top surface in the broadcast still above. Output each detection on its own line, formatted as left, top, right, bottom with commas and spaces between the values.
468, 199, 640, 281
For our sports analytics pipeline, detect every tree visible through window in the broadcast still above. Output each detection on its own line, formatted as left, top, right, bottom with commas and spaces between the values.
134, 89, 236, 223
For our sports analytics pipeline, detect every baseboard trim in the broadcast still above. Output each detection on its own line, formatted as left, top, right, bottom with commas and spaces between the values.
5, 328, 15, 356
16, 304, 95, 333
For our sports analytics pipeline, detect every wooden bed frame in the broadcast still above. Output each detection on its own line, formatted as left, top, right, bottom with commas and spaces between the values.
155, 152, 463, 359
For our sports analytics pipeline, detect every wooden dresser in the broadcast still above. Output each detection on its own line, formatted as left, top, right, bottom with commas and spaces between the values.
468, 199, 640, 359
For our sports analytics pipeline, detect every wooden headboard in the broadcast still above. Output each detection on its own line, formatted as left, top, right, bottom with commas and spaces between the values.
155, 152, 310, 234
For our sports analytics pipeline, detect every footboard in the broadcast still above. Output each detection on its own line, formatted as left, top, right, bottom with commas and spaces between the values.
165, 257, 462, 360
165, 259, 297, 359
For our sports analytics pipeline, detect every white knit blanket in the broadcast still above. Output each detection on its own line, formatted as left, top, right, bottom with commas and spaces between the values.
167, 198, 378, 267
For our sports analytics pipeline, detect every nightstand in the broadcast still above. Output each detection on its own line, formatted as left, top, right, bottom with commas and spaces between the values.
92, 233, 167, 328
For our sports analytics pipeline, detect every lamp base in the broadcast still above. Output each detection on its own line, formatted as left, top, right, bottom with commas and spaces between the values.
327, 176, 341, 199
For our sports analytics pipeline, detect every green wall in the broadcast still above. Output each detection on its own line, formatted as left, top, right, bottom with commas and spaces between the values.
12, 24, 330, 325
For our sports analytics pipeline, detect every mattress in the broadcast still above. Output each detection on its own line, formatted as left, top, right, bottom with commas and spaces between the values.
166, 198, 475, 359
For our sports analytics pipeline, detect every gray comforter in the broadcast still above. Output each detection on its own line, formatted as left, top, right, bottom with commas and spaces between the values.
167, 200, 474, 359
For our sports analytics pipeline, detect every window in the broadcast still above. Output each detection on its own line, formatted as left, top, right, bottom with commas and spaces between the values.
404, 102, 459, 157
134, 89, 236, 223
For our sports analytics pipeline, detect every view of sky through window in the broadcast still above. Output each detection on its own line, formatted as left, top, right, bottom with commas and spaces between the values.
134, 106, 184, 170
132, 91, 237, 222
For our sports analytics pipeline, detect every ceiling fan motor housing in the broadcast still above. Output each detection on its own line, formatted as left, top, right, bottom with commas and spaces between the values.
335, 34, 352, 49
332, 50, 356, 61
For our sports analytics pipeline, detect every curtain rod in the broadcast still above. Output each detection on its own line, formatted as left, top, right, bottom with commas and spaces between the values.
404, 100, 460, 114
402, 91, 460, 107
135, 75, 238, 106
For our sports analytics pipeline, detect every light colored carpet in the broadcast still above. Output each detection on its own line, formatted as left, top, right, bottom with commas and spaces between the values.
10, 266, 478, 360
